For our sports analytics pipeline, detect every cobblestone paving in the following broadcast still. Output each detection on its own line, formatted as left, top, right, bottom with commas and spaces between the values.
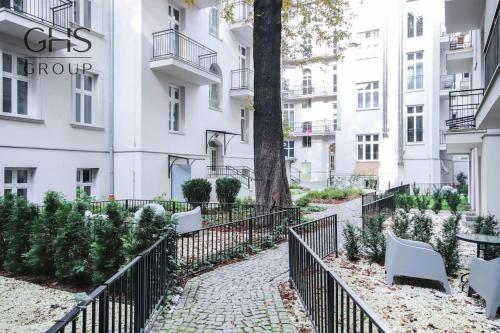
153, 199, 361, 333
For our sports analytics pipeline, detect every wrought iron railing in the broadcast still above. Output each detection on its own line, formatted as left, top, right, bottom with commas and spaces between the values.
232, 0, 252, 23
152, 29, 219, 74
485, 9, 499, 91
328, 173, 378, 189
361, 184, 409, 229
440, 75, 456, 90
446, 88, 485, 129
231, 68, 254, 90
282, 82, 336, 99
0, 0, 72, 30
449, 32, 472, 51
206, 165, 254, 188
46, 234, 176, 333
291, 120, 336, 136
289, 216, 390, 333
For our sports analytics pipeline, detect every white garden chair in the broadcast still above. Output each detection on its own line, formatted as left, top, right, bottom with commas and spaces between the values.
468, 257, 500, 319
172, 206, 203, 234
385, 231, 451, 294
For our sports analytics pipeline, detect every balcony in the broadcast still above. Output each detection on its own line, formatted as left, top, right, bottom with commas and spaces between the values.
440, 74, 470, 97
151, 29, 221, 86
194, 0, 219, 8
476, 11, 500, 129
446, 32, 473, 74
0, 0, 72, 47
445, 89, 484, 130
289, 120, 336, 137
229, 1, 253, 43
282, 83, 337, 100
444, 0, 484, 33
229, 68, 254, 100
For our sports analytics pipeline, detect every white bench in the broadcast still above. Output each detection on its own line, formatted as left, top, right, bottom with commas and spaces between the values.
469, 257, 500, 319
172, 206, 203, 234
385, 231, 451, 294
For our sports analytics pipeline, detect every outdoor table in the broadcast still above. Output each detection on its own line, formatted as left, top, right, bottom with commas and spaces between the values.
457, 233, 500, 291
457, 233, 500, 259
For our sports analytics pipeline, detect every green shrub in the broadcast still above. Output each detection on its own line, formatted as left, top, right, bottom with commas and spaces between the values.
343, 223, 362, 261
25, 191, 64, 275
90, 201, 126, 284
0, 193, 15, 265
436, 215, 461, 275
392, 210, 411, 239
395, 193, 414, 213
473, 214, 497, 235
444, 191, 461, 215
53, 201, 91, 282
181, 178, 212, 205
295, 196, 311, 207
362, 215, 386, 264
431, 188, 443, 214
215, 178, 241, 204
302, 187, 363, 202
411, 213, 433, 243
415, 195, 431, 213
3, 196, 38, 273
412, 184, 421, 196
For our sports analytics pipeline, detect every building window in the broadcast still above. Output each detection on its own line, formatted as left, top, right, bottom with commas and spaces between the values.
406, 105, 423, 143
407, 12, 423, 38
168, 85, 181, 132
74, 0, 92, 29
2, 52, 29, 116
302, 136, 312, 148
75, 72, 94, 124
209, 64, 222, 111
302, 98, 311, 109
333, 110, 338, 130
284, 140, 295, 158
76, 168, 95, 197
282, 103, 295, 127
357, 134, 379, 161
302, 68, 312, 95
357, 82, 379, 109
407, 51, 423, 90
209, 7, 219, 37
240, 108, 248, 142
333, 73, 338, 93
302, 34, 312, 57
4, 168, 30, 199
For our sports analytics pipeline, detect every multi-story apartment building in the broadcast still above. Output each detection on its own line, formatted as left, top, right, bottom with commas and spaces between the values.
442, 0, 500, 218
0, 0, 256, 203
284, 0, 470, 191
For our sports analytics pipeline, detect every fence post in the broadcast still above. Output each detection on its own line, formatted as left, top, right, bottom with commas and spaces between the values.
172, 201, 176, 214
98, 289, 108, 333
125, 199, 129, 211
327, 274, 335, 333
249, 217, 254, 246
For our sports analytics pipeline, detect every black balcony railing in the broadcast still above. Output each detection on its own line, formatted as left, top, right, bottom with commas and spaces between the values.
0, 0, 72, 30
152, 29, 218, 74
485, 9, 499, 91
446, 89, 485, 129
231, 68, 254, 90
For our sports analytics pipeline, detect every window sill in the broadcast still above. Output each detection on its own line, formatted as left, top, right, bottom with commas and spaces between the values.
209, 107, 223, 112
357, 160, 379, 162
70, 123, 105, 131
356, 108, 380, 112
405, 141, 425, 146
407, 88, 424, 93
169, 130, 185, 135
209, 33, 222, 42
0, 114, 44, 124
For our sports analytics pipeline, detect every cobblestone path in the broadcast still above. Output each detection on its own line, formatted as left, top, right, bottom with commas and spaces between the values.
153, 199, 361, 332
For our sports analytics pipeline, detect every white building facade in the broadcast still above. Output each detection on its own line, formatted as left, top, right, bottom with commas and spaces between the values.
0, 0, 256, 203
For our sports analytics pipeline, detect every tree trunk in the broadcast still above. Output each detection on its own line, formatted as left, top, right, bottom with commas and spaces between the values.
253, 0, 292, 208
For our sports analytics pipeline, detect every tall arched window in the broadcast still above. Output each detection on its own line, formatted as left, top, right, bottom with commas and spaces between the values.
209, 64, 222, 111
302, 68, 312, 95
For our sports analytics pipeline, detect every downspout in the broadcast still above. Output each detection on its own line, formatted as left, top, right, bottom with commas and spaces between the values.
108, 0, 115, 196
397, 0, 404, 166
382, 1, 388, 137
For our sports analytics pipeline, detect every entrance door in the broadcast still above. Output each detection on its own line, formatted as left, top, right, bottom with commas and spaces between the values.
171, 164, 191, 200
208, 141, 222, 173
301, 162, 311, 183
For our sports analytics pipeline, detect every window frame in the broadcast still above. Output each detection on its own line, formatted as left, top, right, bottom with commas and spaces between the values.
284, 140, 295, 158
240, 108, 249, 142
73, 0, 93, 29
406, 105, 424, 143
302, 136, 312, 148
357, 134, 379, 161
209, 7, 220, 38
1, 52, 30, 117
407, 51, 424, 90
76, 168, 95, 197
407, 12, 423, 38
4, 168, 31, 200
356, 81, 380, 110
74, 72, 95, 125
168, 85, 181, 132
282, 103, 295, 127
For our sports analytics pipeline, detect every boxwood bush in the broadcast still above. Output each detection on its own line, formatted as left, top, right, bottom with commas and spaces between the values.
215, 177, 241, 204
182, 178, 212, 205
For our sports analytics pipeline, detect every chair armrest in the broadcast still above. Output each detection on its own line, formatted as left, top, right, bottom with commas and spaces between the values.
398, 238, 434, 250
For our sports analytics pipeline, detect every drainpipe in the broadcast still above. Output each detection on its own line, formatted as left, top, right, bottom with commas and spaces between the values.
108, 0, 115, 196
382, 2, 388, 137
397, 0, 404, 166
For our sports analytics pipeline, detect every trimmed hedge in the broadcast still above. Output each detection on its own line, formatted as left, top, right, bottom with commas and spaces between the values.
182, 178, 212, 204
215, 178, 241, 204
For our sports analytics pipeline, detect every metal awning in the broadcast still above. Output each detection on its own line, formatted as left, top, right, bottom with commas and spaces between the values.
205, 130, 239, 155
168, 155, 204, 178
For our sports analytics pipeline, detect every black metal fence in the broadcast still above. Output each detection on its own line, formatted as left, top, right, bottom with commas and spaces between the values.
289, 216, 390, 333
361, 184, 409, 229
485, 8, 499, 91
46, 234, 176, 333
328, 173, 378, 190
446, 89, 485, 129
0, 0, 72, 30
231, 68, 254, 90
152, 29, 218, 73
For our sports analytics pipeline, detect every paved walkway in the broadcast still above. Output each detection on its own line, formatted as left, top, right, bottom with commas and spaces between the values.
153, 199, 361, 332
